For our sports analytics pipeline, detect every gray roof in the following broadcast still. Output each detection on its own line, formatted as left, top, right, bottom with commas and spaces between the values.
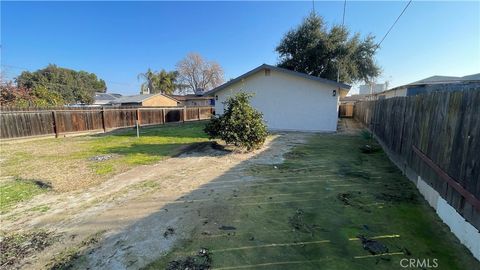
410, 73, 480, 86
94, 92, 121, 101
205, 64, 351, 96
460, 73, 480, 81
110, 94, 159, 104
383, 73, 480, 93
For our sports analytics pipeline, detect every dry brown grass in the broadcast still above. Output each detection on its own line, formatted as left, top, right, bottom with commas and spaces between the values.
0, 122, 208, 192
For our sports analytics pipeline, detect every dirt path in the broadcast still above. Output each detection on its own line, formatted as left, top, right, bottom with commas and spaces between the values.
1, 133, 308, 269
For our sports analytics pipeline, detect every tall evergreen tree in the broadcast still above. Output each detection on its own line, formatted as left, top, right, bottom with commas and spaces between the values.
16, 64, 106, 104
276, 13, 380, 84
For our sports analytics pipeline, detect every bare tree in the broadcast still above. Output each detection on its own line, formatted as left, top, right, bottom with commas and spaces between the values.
176, 53, 224, 94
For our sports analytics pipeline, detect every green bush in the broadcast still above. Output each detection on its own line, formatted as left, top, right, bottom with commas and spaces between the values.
204, 93, 268, 151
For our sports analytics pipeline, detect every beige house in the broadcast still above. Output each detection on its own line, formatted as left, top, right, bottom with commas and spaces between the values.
170, 95, 213, 107
110, 94, 179, 107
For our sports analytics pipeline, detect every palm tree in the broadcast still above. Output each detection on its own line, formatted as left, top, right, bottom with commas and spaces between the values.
137, 68, 158, 94
157, 70, 178, 95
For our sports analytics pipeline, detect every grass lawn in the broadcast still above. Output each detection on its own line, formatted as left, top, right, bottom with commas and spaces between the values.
0, 179, 50, 213
145, 132, 479, 270
0, 122, 209, 193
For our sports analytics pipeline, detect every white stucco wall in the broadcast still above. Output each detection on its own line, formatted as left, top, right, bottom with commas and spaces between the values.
416, 176, 480, 260
213, 69, 340, 132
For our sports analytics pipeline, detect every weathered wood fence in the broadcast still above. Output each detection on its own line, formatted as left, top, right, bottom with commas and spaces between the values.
0, 106, 214, 139
354, 90, 480, 230
339, 104, 354, 118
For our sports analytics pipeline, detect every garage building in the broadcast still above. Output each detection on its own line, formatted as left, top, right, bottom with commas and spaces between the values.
206, 64, 351, 132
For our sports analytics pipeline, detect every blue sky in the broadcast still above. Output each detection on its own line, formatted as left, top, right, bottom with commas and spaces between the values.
1, 1, 479, 95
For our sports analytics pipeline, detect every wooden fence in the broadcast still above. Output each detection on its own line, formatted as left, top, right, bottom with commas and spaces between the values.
0, 106, 214, 139
354, 90, 480, 230
339, 104, 354, 118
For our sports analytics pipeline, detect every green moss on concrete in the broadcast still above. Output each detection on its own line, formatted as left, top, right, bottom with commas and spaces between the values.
144, 132, 479, 270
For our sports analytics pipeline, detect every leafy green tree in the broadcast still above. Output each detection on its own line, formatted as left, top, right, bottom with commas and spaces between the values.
0, 83, 64, 108
276, 13, 380, 84
204, 93, 268, 151
15, 64, 106, 104
138, 69, 177, 94
0, 83, 34, 107
31, 86, 64, 107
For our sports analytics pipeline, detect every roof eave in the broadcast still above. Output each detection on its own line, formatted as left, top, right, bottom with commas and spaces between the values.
205, 64, 351, 96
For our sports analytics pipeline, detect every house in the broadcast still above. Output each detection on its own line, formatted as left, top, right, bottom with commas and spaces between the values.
170, 95, 214, 107
93, 92, 122, 106
358, 82, 388, 95
340, 94, 370, 104
206, 64, 351, 132
110, 93, 179, 107
375, 73, 480, 100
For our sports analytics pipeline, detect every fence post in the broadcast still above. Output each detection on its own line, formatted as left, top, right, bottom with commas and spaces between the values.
162, 108, 166, 124
197, 107, 201, 120
183, 106, 187, 122
51, 110, 59, 138
136, 108, 141, 126
136, 120, 140, 138
101, 107, 106, 133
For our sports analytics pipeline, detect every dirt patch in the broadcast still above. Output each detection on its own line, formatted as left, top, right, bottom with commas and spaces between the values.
357, 235, 389, 255
375, 191, 418, 203
218, 225, 236, 231
0, 133, 308, 269
88, 154, 116, 162
163, 227, 175, 238
167, 248, 211, 270
359, 144, 380, 154
46, 230, 105, 270
337, 192, 371, 212
288, 209, 315, 236
0, 230, 59, 269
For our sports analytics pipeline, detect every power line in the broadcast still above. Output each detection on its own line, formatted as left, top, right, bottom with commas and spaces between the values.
376, 0, 413, 49
337, 0, 347, 82
1, 64, 135, 87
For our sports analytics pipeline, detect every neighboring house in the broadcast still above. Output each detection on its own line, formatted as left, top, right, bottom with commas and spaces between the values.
110, 93, 179, 107
340, 94, 370, 105
206, 64, 351, 132
358, 83, 388, 95
170, 95, 214, 107
93, 92, 122, 106
375, 73, 480, 100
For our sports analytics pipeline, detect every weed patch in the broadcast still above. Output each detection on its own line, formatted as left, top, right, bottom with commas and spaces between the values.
0, 178, 50, 213
288, 209, 315, 236
0, 230, 59, 268
166, 248, 212, 270
46, 231, 105, 270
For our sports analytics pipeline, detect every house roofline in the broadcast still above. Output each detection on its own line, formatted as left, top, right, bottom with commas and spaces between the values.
111, 93, 179, 104
205, 64, 351, 96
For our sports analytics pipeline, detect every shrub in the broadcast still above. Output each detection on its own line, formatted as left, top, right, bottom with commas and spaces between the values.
204, 92, 268, 151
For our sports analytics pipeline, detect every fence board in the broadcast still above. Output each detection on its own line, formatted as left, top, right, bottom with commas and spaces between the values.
354, 90, 480, 230
0, 106, 213, 139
